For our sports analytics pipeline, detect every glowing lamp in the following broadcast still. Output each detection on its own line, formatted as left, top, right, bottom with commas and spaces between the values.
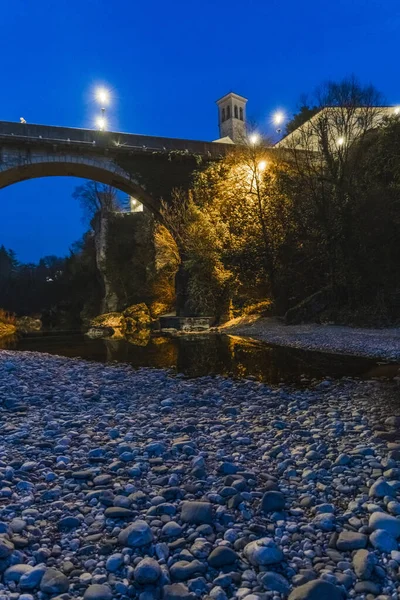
258, 160, 267, 171
273, 110, 285, 126
337, 137, 345, 147
96, 117, 107, 131
249, 133, 260, 145
96, 88, 109, 105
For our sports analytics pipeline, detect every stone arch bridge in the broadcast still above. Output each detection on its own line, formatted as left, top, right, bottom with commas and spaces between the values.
0, 121, 232, 212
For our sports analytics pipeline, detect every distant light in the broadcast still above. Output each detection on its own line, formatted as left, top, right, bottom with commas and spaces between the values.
96, 116, 107, 131
96, 87, 110, 105
258, 160, 267, 171
249, 133, 260, 145
273, 110, 285, 126
337, 137, 345, 147
394, 106, 400, 115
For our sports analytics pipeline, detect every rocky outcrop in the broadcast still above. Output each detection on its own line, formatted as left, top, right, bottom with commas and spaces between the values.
123, 303, 151, 333
15, 316, 42, 333
0, 323, 16, 338
87, 305, 152, 340
90, 312, 126, 331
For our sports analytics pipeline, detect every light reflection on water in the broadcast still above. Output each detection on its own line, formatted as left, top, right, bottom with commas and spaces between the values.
1, 331, 399, 385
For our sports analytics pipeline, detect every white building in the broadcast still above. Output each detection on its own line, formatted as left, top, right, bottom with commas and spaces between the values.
276, 106, 400, 151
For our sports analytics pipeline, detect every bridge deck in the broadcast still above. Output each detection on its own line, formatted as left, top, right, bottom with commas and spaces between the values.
0, 121, 232, 157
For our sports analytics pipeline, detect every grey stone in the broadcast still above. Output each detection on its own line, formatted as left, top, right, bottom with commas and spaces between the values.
243, 538, 284, 566
261, 491, 285, 513
208, 546, 238, 568
4, 564, 33, 583
353, 550, 375, 580
181, 501, 213, 524
118, 520, 153, 547
20, 565, 46, 590
288, 580, 344, 600
162, 583, 195, 599
134, 557, 161, 584
170, 560, 207, 581
104, 507, 134, 519
0, 537, 14, 559
40, 568, 69, 595
162, 521, 183, 537
58, 516, 81, 531
370, 529, 398, 552
105, 553, 124, 573
336, 531, 368, 551
258, 571, 290, 594
369, 512, 400, 538
369, 479, 395, 498
83, 584, 113, 600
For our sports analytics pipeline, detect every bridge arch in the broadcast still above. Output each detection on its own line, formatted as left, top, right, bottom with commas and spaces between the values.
0, 150, 159, 213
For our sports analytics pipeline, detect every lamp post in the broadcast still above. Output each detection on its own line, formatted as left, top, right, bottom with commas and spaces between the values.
95, 87, 110, 131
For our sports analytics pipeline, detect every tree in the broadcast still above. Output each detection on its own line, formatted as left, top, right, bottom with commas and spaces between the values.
285, 103, 319, 135
283, 76, 385, 291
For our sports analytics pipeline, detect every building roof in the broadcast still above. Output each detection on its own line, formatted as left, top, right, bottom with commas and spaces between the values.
216, 92, 248, 105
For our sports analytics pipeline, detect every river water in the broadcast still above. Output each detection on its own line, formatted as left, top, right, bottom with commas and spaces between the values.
0, 331, 398, 384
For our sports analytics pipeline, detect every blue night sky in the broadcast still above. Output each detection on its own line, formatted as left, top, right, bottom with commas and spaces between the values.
1, 0, 399, 263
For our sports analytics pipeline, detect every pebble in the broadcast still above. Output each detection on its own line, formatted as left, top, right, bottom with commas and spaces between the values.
0, 351, 400, 600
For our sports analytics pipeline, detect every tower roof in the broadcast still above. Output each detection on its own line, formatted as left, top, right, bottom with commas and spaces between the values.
216, 92, 248, 105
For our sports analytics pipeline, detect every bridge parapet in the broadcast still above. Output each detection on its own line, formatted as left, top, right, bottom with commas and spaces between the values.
0, 121, 232, 157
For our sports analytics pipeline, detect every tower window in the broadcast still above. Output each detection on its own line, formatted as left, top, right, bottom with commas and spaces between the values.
234, 105, 238, 118
221, 108, 225, 122
226, 105, 231, 119
239, 107, 243, 121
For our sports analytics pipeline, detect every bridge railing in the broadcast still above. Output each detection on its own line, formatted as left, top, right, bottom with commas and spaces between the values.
0, 121, 232, 157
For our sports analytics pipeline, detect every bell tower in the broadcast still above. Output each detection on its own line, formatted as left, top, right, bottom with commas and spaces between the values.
216, 92, 248, 143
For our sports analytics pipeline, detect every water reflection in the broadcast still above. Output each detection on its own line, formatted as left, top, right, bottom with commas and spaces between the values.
1, 331, 398, 384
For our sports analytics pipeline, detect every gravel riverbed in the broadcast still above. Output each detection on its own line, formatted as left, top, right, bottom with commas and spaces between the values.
220, 318, 400, 362
1, 350, 400, 600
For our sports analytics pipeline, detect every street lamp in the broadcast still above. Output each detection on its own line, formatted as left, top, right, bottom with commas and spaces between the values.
96, 116, 107, 131
249, 133, 260, 145
272, 110, 285, 126
258, 160, 267, 171
95, 87, 110, 131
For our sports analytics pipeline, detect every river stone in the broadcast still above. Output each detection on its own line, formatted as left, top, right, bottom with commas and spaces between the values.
118, 520, 153, 547
243, 538, 284, 566
163, 583, 195, 599
58, 516, 81, 531
288, 580, 344, 600
162, 521, 183, 537
134, 557, 161, 583
208, 546, 238, 568
20, 565, 46, 590
4, 564, 33, 583
0, 537, 14, 558
258, 571, 290, 594
170, 560, 207, 581
369, 479, 395, 498
261, 491, 285, 513
104, 507, 134, 519
181, 501, 213, 524
83, 584, 113, 600
40, 568, 69, 594
370, 529, 398, 552
369, 512, 400, 538
353, 549, 375, 579
336, 531, 368, 550
105, 553, 124, 573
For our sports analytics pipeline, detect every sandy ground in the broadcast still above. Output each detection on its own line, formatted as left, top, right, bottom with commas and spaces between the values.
217, 316, 400, 362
